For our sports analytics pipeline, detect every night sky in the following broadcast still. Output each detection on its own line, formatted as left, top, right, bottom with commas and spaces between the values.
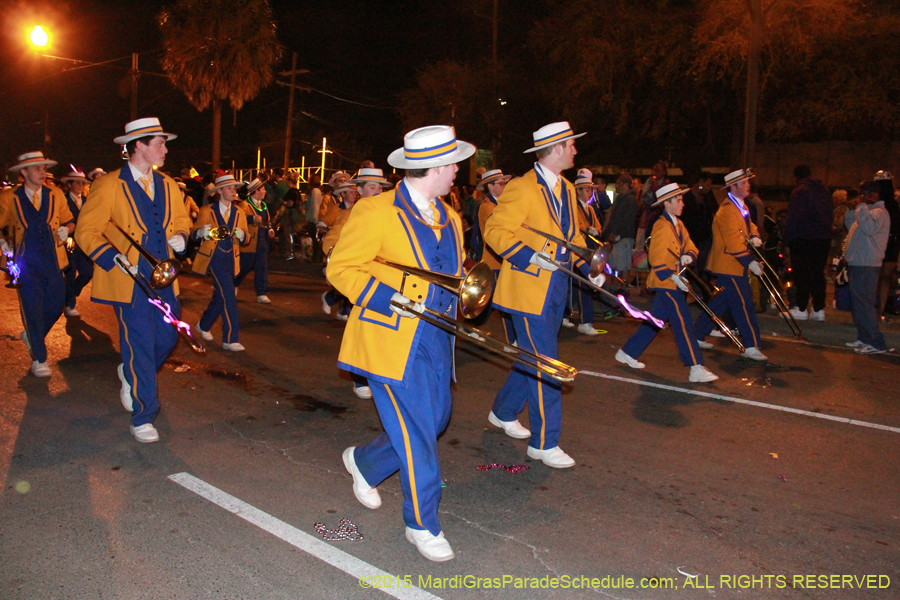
0, 0, 543, 177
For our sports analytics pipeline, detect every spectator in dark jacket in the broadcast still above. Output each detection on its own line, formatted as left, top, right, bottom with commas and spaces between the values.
680, 172, 718, 271
603, 173, 639, 292
782, 165, 833, 321
874, 171, 899, 316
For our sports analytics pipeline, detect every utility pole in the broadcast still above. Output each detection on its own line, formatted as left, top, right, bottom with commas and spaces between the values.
319, 138, 331, 180
741, 0, 762, 168
283, 52, 298, 172
130, 53, 139, 120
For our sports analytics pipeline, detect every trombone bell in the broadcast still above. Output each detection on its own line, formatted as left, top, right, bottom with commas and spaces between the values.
208, 226, 231, 241
376, 258, 495, 319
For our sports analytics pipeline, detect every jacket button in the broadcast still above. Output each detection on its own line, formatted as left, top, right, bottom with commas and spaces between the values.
412, 283, 417, 288
417, 295, 423, 300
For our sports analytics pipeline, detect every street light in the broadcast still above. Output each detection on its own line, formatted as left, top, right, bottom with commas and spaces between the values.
29, 26, 49, 48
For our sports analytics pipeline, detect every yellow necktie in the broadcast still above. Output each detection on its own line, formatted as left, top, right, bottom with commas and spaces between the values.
139, 175, 151, 196
553, 180, 561, 198
32, 191, 40, 210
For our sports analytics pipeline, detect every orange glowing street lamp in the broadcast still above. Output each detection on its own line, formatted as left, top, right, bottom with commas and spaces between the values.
29, 26, 49, 49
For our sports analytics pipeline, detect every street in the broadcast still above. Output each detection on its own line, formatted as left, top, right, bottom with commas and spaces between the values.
1, 264, 898, 600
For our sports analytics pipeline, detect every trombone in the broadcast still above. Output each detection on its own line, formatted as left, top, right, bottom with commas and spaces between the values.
376, 258, 578, 382
521, 224, 664, 327
740, 231, 802, 337
102, 225, 204, 354
667, 250, 745, 352
208, 226, 234, 241
110, 219, 181, 288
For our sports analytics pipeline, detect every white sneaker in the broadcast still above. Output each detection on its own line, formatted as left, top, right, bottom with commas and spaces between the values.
64, 307, 80, 317
342, 447, 381, 509
405, 527, 454, 562
789, 307, 809, 321
561, 317, 575, 328
845, 340, 865, 349
256, 295, 271, 304
810, 309, 825, 322
336, 312, 349, 322
222, 342, 245, 351
577, 323, 601, 336
195, 323, 213, 341
321, 292, 332, 315
696, 339, 714, 349
130, 423, 159, 443
117, 364, 133, 412
855, 344, 887, 355
709, 329, 726, 338
20, 330, 32, 355
353, 385, 373, 399
488, 411, 531, 439
526, 445, 576, 468
30, 360, 51, 377
740, 346, 768, 361
689, 364, 719, 383
615, 348, 645, 369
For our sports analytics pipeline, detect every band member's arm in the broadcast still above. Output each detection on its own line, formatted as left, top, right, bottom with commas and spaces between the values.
54, 189, 75, 233
322, 209, 350, 256
718, 209, 756, 268
75, 176, 120, 271
191, 206, 215, 240
647, 218, 679, 281
483, 180, 539, 270
326, 199, 397, 317
235, 210, 249, 245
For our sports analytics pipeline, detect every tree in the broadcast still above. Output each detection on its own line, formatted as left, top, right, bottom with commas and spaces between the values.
159, 0, 283, 170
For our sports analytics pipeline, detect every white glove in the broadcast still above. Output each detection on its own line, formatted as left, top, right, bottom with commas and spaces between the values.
749, 261, 763, 276
390, 292, 424, 318
167, 235, 186, 253
671, 274, 689, 292
530, 251, 559, 272
57, 227, 69, 242
680, 254, 693, 266
586, 227, 600, 237
750, 236, 763, 248
115, 253, 139, 276
235, 229, 246, 243
589, 272, 606, 288
0, 239, 11, 256
197, 224, 211, 240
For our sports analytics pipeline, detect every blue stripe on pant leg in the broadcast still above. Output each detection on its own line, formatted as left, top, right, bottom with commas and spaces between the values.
723, 276, 761, 347
663, 290, 702, 366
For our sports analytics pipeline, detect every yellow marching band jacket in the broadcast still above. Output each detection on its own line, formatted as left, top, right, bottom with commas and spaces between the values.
576, 199, 603, 236
477, 196, 502, 271
234, 199, 266, 254
706, 196, 760, 277
326, 183, 465, 386
0, 184, 74, 271
483, 169, 589, 317
191, 203, 248, 277
647, 214, 698, 291
74, 169, 191, 306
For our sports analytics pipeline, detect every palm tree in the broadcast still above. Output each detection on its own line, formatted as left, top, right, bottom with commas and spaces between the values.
160, 0, 283, 169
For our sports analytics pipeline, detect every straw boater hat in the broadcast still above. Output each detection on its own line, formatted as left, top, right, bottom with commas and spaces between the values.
652, 182, 688, 207
113, 117, 177, 145
351, 167, 391, 187
61, 169, 88, 183
211, 174, 239, 191
574, 176, 599, 189
721, 168, 755, 189
10, 151, 57, 172
476, 169, 512, 190
335, 181, 358, 195
244, 177, 266, 195
87, 168, 106, 181
523, 121, 586, 154
328, 171, 350, 188
387, 125, 476, 170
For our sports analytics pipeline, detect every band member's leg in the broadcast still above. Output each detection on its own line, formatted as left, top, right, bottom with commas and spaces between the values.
662, 290, 704, 366
723, 275, 762, 348
622, 293, 667, 359
254, 241, 269, 296
211, 265, 239, 344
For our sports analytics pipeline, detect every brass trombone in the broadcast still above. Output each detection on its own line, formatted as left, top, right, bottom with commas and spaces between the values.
207, 226, 234, 241
110, 219, 181, 288
667, 251, 744, 352
102, 230, 205, 354
521, 224, 664, 327
740, 232, 803, 337
376, 258, 578, 382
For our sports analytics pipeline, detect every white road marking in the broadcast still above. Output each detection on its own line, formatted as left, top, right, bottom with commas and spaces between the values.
168, 472, 444, 600
579, 370, 900, 435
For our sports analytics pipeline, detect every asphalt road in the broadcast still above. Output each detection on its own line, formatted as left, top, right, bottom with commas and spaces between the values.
1, 266, 898, 600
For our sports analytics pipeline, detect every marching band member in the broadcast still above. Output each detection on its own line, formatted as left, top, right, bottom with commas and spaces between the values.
484, 121, 604, 469
234, 177, 273, 304
192, 174, 249, 351
177, 179, 200, 221
694, 168, 768, 361
317, 171, 350, 230
327, 126, 473, 562
569, 174, 604, 336
616, 184, 719, 382
321, 168, 392, 400
75, 118, 191, 442
60, 169, 94, 317
321, 181, 361, 321
475, 169, 516, 342
0, 151, 74, 377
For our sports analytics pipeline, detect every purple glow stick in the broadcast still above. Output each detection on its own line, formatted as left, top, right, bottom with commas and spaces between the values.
148, 297, 194, 339
617, 294, 665, 328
